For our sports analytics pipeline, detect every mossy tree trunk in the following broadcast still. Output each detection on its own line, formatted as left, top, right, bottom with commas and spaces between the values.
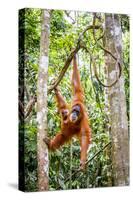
37, 10, 50, 191
104, 14, 129, 186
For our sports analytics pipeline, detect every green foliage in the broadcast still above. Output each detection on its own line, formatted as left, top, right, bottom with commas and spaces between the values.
19, 9, 129, 191
24, 123, 37, 191
122, 31, 130, 121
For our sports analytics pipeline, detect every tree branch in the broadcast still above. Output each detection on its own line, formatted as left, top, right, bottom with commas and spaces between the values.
48, 46, 80, 94
64, 11, 76, 24
91, 14, 122, 87
48, 24, 101, 94
19, 100, 24, 120
25, 96, 37, 119
81, 44, 121, 88
78, 25, 101, 43
19, 95, 37, 120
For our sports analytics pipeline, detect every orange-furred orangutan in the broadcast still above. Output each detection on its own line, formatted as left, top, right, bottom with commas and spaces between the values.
44, 54, 91, 169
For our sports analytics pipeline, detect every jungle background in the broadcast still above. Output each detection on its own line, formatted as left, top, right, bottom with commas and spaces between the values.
19, 9, 129, 191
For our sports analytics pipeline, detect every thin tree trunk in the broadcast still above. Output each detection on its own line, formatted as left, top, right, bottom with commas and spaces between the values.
37, 9, 50, 191
104, 14, 129, 186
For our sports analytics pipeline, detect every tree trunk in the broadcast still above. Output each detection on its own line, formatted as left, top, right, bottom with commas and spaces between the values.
37, 9, 50, 191
104, 14, 129, 186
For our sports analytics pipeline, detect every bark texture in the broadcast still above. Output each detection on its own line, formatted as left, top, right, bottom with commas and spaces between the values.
104, 14, 129, 186
37, 10, 50, 191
